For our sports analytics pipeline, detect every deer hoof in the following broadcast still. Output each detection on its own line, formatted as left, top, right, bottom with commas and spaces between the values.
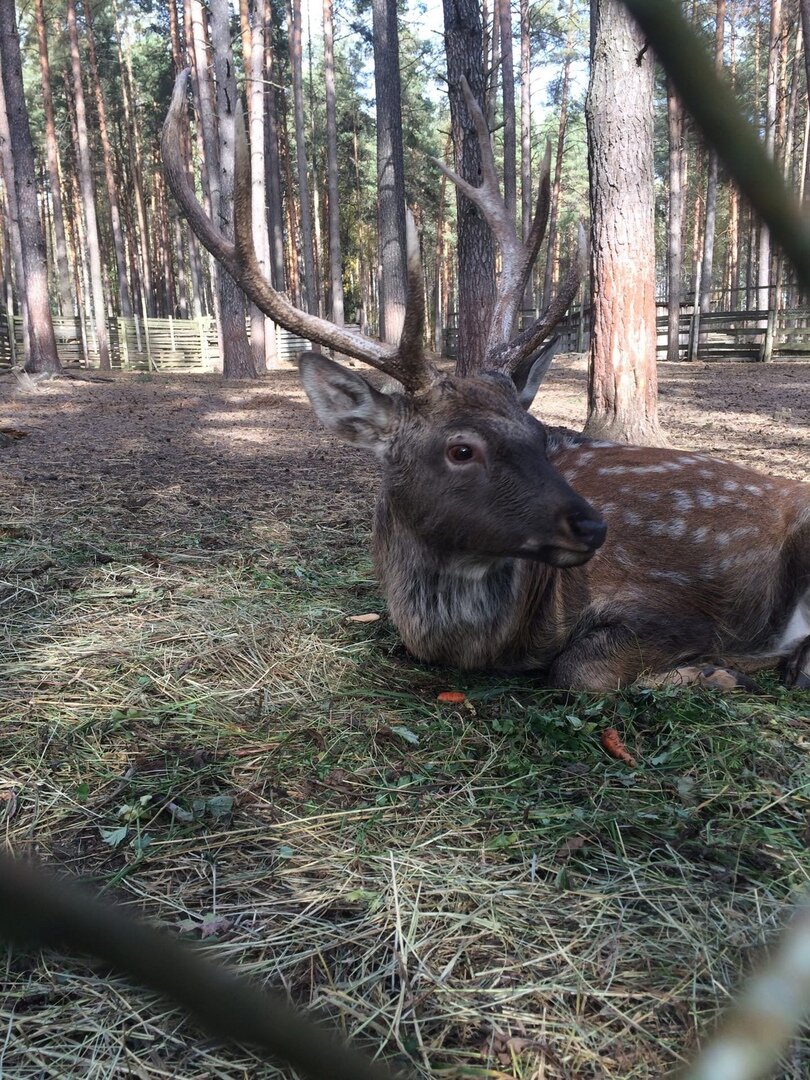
781, 636, 810, 689
696, 665, 765, 693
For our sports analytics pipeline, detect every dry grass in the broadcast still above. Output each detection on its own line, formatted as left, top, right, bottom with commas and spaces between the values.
1, 367, 809, 1078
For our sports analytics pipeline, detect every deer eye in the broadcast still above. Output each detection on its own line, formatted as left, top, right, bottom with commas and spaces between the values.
447, 444, 476, 464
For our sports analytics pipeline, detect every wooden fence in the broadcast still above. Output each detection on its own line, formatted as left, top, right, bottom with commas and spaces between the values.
0, 313, 312, 371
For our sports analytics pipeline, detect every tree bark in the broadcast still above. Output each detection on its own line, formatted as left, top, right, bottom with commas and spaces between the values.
584, 0, 662, 444
66, 0, 111, 369
209, 0, 256, 378
497, 0, 516, 224
287, 0, 317, 313
323, 0, 344, 328
372, 0, 408, 344
542, 6, 574, 311
519, 0, 531, 246
0, 0, 60, 373
666, 80, 684, 362
264, 17, 286, 291
84, 0, 133, 318
34, 0, 73, 317
759, 0, 782, 315
442, 0, 496, 375
697, 0, 725, 326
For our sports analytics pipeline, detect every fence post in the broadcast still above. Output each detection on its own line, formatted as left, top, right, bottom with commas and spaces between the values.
6, 310, 16, 367
761, 306, 776, 362
687, 306, 700, 361
143, 315, 154, 371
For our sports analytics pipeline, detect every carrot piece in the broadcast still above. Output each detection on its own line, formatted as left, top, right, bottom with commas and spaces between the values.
600, 727, 637, 767
437, 691, 466, 704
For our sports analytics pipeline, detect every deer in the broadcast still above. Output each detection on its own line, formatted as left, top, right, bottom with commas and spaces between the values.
162, 72, 810, 693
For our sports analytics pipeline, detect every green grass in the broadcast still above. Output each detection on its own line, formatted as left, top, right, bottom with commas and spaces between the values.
2, 487, 809, 1078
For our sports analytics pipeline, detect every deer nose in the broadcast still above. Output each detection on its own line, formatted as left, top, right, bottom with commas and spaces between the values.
566, 511, 607, 550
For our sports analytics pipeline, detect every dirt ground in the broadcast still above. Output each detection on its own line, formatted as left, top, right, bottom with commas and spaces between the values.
0, 358, 806, 513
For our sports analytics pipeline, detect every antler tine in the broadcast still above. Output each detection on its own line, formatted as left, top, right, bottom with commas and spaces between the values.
488, 223, 588, 376
163, 70, 437, 390
525, 140, 552, 265
394, 211, 440, 392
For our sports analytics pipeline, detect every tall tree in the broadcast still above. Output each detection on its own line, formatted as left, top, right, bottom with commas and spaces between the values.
288, 0, 317, 313
66, 0, 111, 370
209, 0, 257, 377
323, 0, 344, 327
584, 0, 661, 443
34, 0, 73, 317
442, 0, 496, 374
497, 0, 516, 223
84, 0, 133, 319
372, 0, 407, 343
759, 0, 783, 314
696, 0, 725, 329
0, 0, 60, 373
264, 10, 286, 291
666, 78, 685, 362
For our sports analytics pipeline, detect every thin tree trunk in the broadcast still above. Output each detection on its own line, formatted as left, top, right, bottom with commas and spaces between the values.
519, 0, 531, 244
245, 0, 274, 370
85, 0, 133, 318
372, 0, 408, 344
66, 0, 111, 369
442, 0, 496, 375
542, 4, 574, 311
34, 0, 72, 317
666, 79, 684, 362
759, 0, 783, 316
209, 0, 256, 378
0, 0, 59, 372
497, 0, 516, 223
585, 0, 661, 444
287, 0, 317, 313
264, 18, 286, 291
113, 0, 154, 318
0, 54, 30, 363
697, 0, 725, 326
323, 0, 344, 327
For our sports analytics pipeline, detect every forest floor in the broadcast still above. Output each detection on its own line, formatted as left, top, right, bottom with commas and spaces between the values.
0, 357, 808, 1079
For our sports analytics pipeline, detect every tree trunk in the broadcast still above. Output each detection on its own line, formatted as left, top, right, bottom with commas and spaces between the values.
584, 0, 662, 444
497, 0, 516, 223
372, 0, 408, 344
0, 52, 30, 363
0, 0, 60, 373
209, 0, 256, 378
519, 0, 531, 245
542, 6, 574, 311
66, 0, 111, 369
442, 0, 496, 375
34, 0, 72, 317
697, 0, 725, 325
84, 0, 133, 318
264, 18, 286, 292
759, 0, 782, 316
666, 79, 684, 362
287, 0, 317, 313
323, 0, 344, 328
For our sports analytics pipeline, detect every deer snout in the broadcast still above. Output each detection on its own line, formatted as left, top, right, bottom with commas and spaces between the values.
565, 510, 607, 551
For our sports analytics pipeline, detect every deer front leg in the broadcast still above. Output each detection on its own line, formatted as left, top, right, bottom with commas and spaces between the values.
547, 623, 761, 693
782, 635, 810, 689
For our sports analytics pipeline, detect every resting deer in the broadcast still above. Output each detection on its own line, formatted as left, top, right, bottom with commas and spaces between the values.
162, 74, 810, 692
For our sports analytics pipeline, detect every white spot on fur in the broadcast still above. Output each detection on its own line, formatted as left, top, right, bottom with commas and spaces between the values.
600, 502, 617, 516
693, 526, 710, 543
623, 510, 641, 526
697, 491, 716, 509
647, 570, 692, 585
598, 465, 630, 475
722, 480, 739, 492
716, 532, 730, 546
744, 484, 764, 496
672, 490, 694, 511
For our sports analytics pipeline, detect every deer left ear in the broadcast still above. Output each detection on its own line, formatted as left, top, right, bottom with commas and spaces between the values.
299, 352, 397, 452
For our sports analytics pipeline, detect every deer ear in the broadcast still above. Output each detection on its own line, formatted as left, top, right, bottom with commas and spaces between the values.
299, 352, 397, 451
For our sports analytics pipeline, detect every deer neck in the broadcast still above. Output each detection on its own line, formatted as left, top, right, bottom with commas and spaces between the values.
372, 495, 562, 670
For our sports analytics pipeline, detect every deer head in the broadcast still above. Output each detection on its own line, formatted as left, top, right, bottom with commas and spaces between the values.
161, 70, 601, 568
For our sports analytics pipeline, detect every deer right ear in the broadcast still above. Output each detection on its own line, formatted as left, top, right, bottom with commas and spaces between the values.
298, 352, 397, 452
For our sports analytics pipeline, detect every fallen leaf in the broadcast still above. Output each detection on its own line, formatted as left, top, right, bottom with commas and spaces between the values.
345, 612, 380, 623
555, 834, 587, 861
437, 691, 466, 704
600, 727, 637, 767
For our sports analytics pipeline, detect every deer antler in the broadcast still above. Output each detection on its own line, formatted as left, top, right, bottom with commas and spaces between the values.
161, 70, 438, 393
434, 77, 585, 377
